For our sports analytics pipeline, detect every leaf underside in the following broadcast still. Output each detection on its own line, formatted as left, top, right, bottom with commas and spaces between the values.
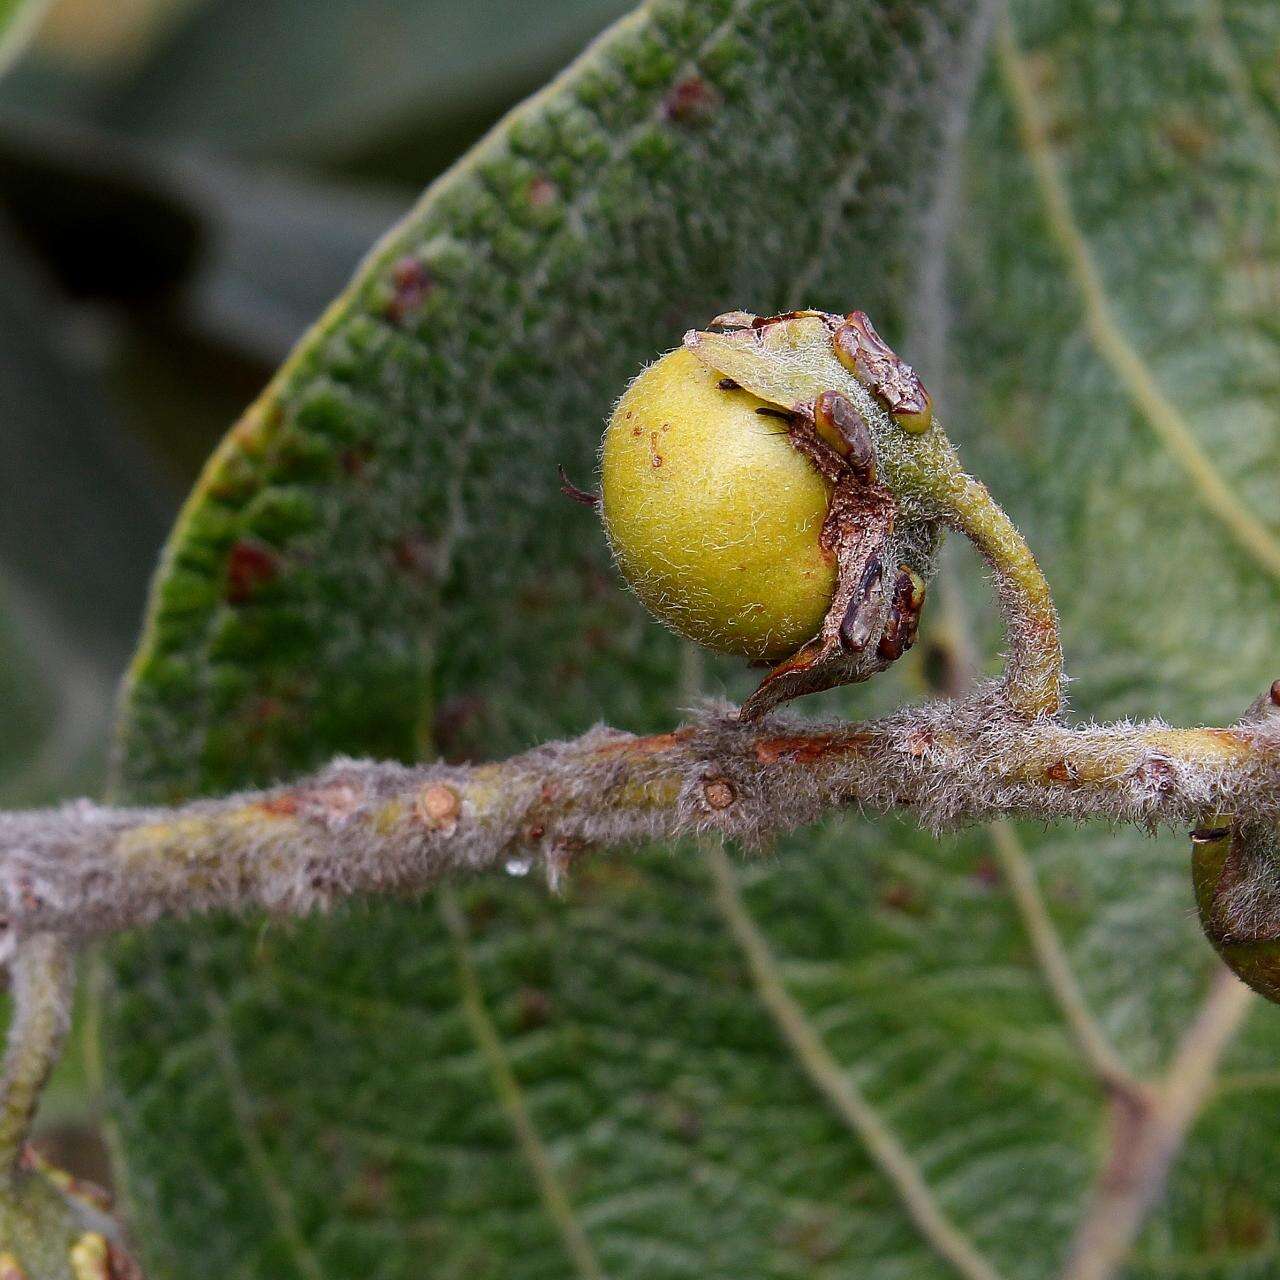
105, 0, 1280, 1277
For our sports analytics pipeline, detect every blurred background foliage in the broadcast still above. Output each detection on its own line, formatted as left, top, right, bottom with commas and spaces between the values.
0, 0, 630, 1164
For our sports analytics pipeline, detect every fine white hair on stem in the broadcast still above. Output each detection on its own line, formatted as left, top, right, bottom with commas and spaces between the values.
0, 682, 1277, 950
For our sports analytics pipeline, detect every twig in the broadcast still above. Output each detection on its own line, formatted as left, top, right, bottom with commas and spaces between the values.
1, 683, 1279, 950
0, 935, 73, 1181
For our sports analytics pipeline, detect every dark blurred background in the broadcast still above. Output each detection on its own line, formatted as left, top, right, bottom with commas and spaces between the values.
0, 0, 631, 1170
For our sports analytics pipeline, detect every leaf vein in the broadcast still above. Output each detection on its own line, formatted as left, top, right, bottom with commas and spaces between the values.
441, 888, 606, 1280
997, 11, 1280, 584
702, 839, 1006, 1280
204, 988, 325, 1280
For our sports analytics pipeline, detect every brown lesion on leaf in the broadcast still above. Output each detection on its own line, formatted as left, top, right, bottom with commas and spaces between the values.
526, 175, 559, 208
225, 538, 278, 604
384, 256, 434, 325
339, 444, 373, 477
390, 531, 438, 580
662, 74, 718, 124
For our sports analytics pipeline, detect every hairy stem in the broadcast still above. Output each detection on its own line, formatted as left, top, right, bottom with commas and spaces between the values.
930, 459, 1063, 718
0, 684, 1276, 948
0, 934, 73, 1181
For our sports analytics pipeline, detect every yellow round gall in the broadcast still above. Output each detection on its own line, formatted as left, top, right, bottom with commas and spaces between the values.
600, 348, 836, 660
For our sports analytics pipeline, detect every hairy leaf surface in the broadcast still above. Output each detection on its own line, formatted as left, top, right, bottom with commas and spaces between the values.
105, 0, 1280, 1276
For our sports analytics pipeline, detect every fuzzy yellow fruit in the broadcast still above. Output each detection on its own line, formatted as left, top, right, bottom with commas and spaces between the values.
600, 347, 836, 660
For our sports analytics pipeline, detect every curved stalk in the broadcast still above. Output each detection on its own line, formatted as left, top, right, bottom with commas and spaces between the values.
930, 458, 1064, 718
0, 935, 73, 1183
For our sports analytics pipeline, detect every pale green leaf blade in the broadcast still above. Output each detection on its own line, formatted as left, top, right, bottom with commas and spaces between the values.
936, 0, 1280, 1265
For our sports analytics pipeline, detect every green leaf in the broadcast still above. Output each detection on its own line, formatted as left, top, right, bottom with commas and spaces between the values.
103, 0, 1280, 1277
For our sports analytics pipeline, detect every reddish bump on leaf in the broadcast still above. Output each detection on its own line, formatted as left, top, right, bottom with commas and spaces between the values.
971, 855, 1001, 890
527, 175, 558, 207
517, 986, 552, 1030
392, 532, 437, 580
663, 74, 718, 123
385, 256, 434, 324
340, 445, 372, 477
225, 539, 278, 603
880, 881, 921, 914
250, 695, 285, 723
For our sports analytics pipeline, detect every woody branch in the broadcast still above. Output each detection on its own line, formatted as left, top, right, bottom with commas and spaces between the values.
0, 681, 1277, 951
